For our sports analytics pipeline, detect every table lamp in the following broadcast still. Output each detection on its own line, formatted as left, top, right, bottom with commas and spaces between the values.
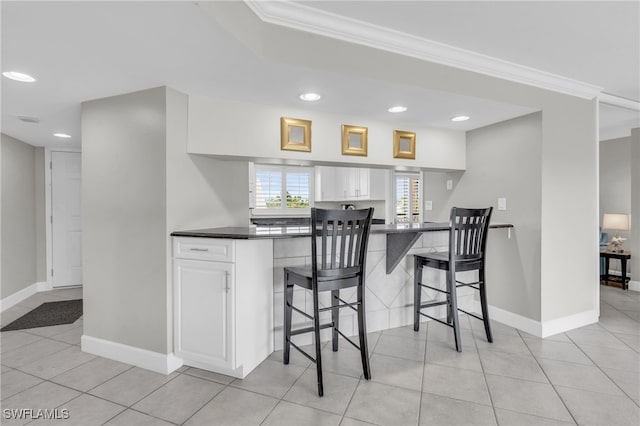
603, 213, 631, 252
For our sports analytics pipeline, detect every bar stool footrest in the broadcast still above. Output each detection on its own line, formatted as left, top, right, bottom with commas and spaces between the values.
418, 311, 454, 327
420, 300, 449, 309
288, 340, 317, 363
418, 283, 450, 294
336, 328, 360, 350
457, 308, 484, 321
291, 322, 334, 336
290, 304, 313, 321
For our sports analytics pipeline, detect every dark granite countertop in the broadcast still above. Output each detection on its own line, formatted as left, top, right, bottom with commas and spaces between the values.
171, 222, 513, 240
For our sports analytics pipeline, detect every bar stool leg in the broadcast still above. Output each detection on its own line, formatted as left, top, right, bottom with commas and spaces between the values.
478, 266, 493, 343
283, 279, 293, 365
356, 283, 371, 380
312, 287, 324, 397
447, 270, 462, 352
414, 259, 422, 332
331, 290, 339, 352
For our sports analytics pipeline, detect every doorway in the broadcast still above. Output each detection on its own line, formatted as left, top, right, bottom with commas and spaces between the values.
51, 151, 82, 288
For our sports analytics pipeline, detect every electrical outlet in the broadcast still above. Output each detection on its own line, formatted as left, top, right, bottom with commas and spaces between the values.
425, 200, 433, 211
446, 179, 453, 190
498, 197, 507, 211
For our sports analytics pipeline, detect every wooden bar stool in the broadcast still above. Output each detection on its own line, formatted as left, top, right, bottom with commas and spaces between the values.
414, 207, 493, 351
283, 207, 374, 397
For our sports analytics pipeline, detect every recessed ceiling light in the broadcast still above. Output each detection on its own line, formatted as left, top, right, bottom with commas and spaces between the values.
299, 93, 322, 101
53, 133, 71, 139
451, 115, 470, 122
2, 71, 37, 83
388, 106, 407, 113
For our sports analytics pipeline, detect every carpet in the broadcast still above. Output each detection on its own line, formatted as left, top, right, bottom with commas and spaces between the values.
1, 299, 83, 332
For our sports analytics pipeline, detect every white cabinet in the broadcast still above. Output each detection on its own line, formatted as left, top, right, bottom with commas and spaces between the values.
173, 237, 273, 378
315, 166, 387, 202
174, 259, 234, 370
315, 167, 335, 201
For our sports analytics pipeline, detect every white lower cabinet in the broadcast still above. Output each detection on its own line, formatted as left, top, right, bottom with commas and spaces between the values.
173, 237, 273, 378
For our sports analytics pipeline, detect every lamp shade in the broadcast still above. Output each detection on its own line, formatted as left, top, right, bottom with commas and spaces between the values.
603, 213, 631, 231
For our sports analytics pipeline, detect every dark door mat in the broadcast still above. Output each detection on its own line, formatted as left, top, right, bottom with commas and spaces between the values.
1, 299, 82, 332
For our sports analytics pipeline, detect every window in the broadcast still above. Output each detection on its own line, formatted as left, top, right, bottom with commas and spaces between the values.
250, 164, 314, 215
395, 172, 422, 223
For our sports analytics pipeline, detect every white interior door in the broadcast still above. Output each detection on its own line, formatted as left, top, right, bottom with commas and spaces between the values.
52, 151, 82, 287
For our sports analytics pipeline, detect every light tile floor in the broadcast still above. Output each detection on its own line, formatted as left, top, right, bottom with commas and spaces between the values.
1, 285, 639, 425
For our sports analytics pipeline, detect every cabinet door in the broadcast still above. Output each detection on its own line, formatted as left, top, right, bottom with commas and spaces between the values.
174, 259, 234, 370
315, 166, 335, 201
334, 167, 357, 200
356, 168, 370, 199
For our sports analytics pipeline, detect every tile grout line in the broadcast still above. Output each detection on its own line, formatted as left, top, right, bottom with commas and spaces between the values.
5, 365, 186, 426
339, 329, 384, 426
563, 332, 640, 409
594, 300, 640, 353
469, 319, 500, 426
177, 375, 232, 426
417, 320, 430, 426
518, 329, 580, 425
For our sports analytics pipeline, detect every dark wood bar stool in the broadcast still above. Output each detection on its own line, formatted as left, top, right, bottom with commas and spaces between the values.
283, 207, 374, 396
414, 207, 493, 351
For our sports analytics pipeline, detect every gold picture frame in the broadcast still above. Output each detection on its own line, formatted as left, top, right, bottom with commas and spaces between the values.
281, 117, 312, 152
393, 130, 416, 159
341, 124, 368, 156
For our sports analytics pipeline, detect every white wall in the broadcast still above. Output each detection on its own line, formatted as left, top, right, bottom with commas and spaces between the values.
82, 86, 250, 357
188, 96, 467, 171
434, 113, 543, 320
1, 134, 45, 299
540, 98, 599, 323
35, 147, 46, 282
82, 87, 169, 354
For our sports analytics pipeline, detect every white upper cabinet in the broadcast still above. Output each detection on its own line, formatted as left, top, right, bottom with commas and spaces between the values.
315, 166, 387, 202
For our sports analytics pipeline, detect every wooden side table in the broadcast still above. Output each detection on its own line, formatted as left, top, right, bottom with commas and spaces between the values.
600, 250, 631, 290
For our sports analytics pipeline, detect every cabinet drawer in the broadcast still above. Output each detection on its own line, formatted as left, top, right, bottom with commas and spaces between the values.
173, 237, 235, 262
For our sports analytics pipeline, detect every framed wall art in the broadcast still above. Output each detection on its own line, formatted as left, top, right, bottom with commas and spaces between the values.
393, 130, 416, 159
341, 124, 368, 156
281, 117, 311, 152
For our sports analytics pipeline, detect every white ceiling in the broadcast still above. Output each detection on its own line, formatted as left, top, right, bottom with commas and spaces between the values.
1, 1, 638, 149
302, 0, 640, 102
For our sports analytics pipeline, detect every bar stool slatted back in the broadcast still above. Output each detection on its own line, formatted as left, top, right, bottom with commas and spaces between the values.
284, 207, 374, 396
414, 207, 493, 351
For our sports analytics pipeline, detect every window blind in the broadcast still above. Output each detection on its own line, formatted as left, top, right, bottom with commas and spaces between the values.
254, 165, 312, 210
395, 173, 421, 223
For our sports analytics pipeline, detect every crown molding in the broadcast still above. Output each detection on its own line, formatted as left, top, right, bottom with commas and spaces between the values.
599, 93, 640, 112
244, 0, 603, 100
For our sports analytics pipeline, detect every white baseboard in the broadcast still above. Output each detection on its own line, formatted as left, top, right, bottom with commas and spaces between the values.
81, 335, 183, 374
541, 309, 599, 338
473, 302, 599, 338
1, 282, 43, 312
38, 281, 53, 292
629, 280, 640, 292
481, 303, 542, 337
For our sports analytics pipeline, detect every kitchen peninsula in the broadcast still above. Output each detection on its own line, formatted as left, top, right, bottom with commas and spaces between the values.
170, 221, 512, 378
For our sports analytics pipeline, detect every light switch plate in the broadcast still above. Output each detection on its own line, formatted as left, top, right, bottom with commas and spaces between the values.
425, 200, 433, 211
498, 197, 507, 211
446, 180, 453, 190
